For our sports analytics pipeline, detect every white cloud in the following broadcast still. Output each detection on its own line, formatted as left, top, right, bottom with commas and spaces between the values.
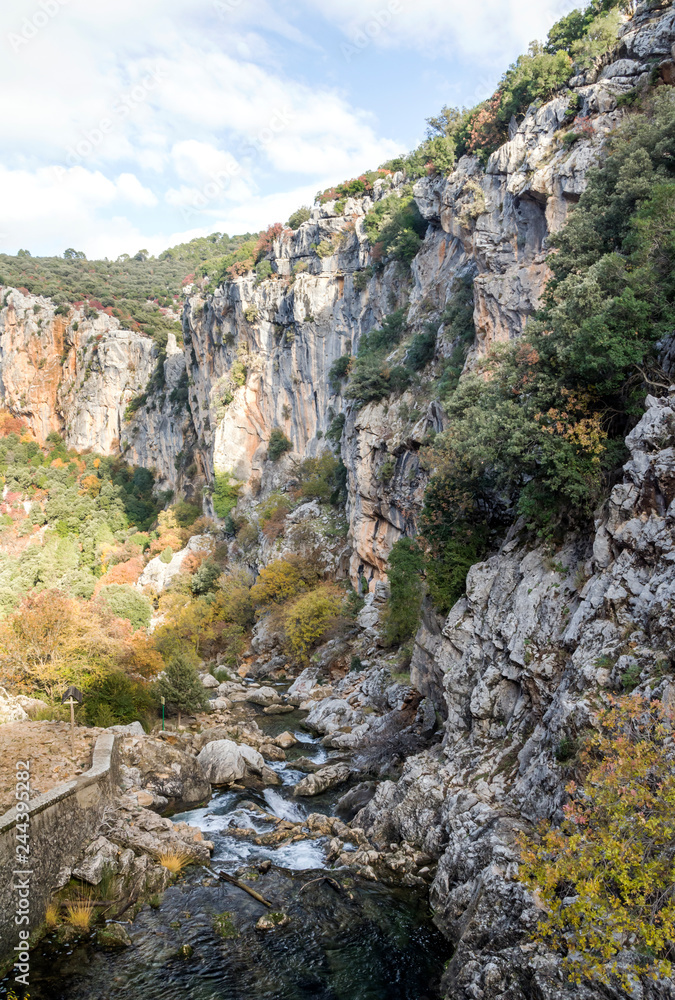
305, 0, 579, 62
116, 173, 159, 207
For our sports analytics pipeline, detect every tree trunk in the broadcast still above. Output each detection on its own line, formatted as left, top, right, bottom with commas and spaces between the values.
178, 710, 181, 729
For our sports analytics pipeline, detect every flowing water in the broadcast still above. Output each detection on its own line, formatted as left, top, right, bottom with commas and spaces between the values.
5, 701, 449, 999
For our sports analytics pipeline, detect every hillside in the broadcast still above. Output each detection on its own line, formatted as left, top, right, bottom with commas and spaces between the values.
1, 1, 675, 997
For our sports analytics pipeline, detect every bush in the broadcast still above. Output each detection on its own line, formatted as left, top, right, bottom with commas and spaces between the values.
298, 453, 347, 505
250, 557, 320, 609
160, 546, 174, 564
406, 324, 437, 370
519, 697, 675, 990
364, 195, 427, 267
98, 584, 152, 630
212, 474, 240, 519
267, 428, 292, 462
190, 559, 221, 595
172, 501, 201, 528
287, 206, 311, 230
255, 260, 272, 283
283, 586, 343, 664
328, 355, 352, 394
85, 671, 154, 728
382, 539, 425, 646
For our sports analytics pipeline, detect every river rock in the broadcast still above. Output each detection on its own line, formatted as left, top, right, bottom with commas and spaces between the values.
197, 739, 247, 784
275, 731, 298, 749
211, 697, 233, 711
304, 698, 363, 734
201, 673, 219, 689
261, 765, 282, 786
293, 763, 351, 797
238, 744, 264, 775
97, 923, 132, 948
118, 735, 211, 812
263, 704, 294, 715
286, 666, 320, 705
246, 686, 281, 707
336, 781, 378, 822
260, 743, 286, 761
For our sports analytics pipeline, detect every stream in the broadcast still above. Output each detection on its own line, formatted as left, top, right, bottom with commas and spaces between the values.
7, 689, 449, 999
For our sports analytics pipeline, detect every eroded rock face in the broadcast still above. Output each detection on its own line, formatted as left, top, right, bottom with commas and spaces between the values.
356, 383, 675, 999
118, 734, 211, 812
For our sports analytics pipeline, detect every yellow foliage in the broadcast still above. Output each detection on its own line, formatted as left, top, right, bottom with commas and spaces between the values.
65, 897, 95, 931
157, 849, 191, 875
283, 585, 343, 664
519, 696, 675, 990
45, 901, 60, 928
250, 556, 320, 610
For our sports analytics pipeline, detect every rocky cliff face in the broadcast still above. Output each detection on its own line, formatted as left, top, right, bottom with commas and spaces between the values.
2, 4, 675, 994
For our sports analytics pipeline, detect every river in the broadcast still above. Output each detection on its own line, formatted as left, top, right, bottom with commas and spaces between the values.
5, 689, 449, 999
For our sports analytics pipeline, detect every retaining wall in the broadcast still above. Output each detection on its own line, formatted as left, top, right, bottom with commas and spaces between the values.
0, 731, 119, 959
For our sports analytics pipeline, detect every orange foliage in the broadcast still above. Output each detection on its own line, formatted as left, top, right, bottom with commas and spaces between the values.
0, 411, 30, 438
96, 556, 144, 591
181, 551, 206, 576
80, 474, 102, 498
0, 589, 133, 696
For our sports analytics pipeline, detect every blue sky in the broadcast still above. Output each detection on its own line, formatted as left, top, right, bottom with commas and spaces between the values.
0, 0, 577, 259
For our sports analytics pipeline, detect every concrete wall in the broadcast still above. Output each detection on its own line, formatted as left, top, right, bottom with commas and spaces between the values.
0, 732, 119, 959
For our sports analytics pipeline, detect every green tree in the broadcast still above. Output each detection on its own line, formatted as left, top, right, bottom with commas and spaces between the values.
382, 538, 425, 645
98, 584, 152, 630
156, 652, 208, 728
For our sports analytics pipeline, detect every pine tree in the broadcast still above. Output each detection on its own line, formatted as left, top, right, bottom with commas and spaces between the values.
156, 652, 208, 728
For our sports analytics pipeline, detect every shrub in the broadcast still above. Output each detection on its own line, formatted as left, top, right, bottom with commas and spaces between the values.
363, 195, 427, 267
190, 559, 221, 595
326, 412, 346, 445
382, 539, 425, 646
255, 259, 272, 283
98, 584, 152, 630
519, 697, 675, 990
85, 671, 155, 728
328, 355, 352, 394
353, 267, 373, 292
298, 453, 347, 505
250, 557, 320, 609
283, 586, 343, 664
287, 206, 311, 230
268, 428, 292, 461
212, 474, 240, 519
406, 324, 437, 370
171, 501, 201, 528
244, 306, 258, 323
160, 546, 174, 564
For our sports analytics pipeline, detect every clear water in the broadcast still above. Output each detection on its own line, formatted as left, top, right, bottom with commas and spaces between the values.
4, 697, 449, 999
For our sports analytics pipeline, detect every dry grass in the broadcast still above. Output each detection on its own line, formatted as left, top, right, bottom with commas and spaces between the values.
157, 849, 191, 875
44, 901, 60, 928
65, 897, 95, 932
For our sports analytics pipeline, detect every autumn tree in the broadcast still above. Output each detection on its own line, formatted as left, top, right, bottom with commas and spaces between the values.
519, 696, 675, 990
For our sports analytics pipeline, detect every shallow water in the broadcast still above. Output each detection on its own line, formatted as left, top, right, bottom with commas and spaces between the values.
5, 697, 450, 1000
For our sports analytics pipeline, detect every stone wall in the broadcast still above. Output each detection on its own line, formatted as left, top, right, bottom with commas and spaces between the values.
0, 732, 119, 964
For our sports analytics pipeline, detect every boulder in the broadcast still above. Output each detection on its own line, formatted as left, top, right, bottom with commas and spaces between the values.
211, 698, 233, 712
275, 731, 298, 749
118, 735, 211, 811
293, 763, 351, 797
238, 744, 264, 775
97, 923, 132, 948
0, 687, 28, 725
263, 704, 295, 715
108, 721, 145, 736
304, 698, 363, 734
197, 739, 246, 785
201, 674, 219, 689
287, 666, 320, 706
261, 765, 282, 786
260, 743, 286, 761
246, 686, 281, 707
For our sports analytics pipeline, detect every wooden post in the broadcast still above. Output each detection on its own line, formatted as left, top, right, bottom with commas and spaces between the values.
67, 697, 75, 758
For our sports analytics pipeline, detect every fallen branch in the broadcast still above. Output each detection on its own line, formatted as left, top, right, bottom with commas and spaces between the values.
216, 869, 273, 907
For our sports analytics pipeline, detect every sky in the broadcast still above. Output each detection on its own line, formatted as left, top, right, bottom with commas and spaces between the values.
0, 0, 579, 260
